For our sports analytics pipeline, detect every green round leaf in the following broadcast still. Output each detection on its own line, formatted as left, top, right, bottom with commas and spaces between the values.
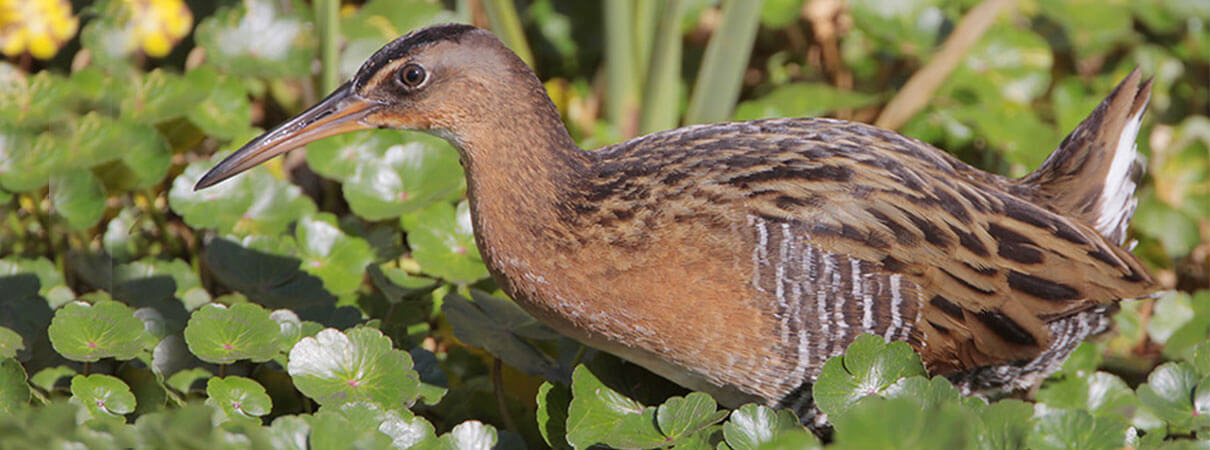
0, 327, 23, 359
657, 392, 727, 441
0, 358, 30, 414
402, 201, 489, 283
48, 300, 148, 362
287, 327, 420, 408
1027, 406, 1129, 450
50, 169, 106, 231
722, 403, 807, 450
379, 412, 437, 449
266, 415, 312, 449
184, 303, 281, 364
70, 374, 136, 423
831, 396, 969, 449
1035, 371, 1135, 417
566, 365, 664, 449
1137, 362, 1210, 431
882, 376, 979, 411
812, 334, 927, 416
295, 214, 375, 296
205, 376, 272, 424
974, 399, 1033, 450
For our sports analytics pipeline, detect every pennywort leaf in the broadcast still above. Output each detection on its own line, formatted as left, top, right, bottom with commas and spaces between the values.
287, 327, 420, 409
183, 303, 280, 364
48, 300, 149, 362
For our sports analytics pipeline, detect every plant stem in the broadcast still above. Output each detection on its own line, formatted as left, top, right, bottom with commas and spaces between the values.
605, 0, 640, 139
491, 358, 520, 434
639, 0, 686, 134
684, 0, 764, 125
569, 344, 588, 368
632, 1, 659, 94
317, 0, 341, 93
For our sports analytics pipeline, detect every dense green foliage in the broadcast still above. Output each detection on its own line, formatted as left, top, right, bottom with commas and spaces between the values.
1, 0, 1208, 448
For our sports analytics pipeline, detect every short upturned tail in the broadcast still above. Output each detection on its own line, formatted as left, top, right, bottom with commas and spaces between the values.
1017, 69, 1152, 246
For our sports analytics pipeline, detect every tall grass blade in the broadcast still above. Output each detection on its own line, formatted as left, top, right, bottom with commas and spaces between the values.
639, 0, 687, 134
317, 0, 341, 93
605, 0, 640, 138
684, 0, 764, 125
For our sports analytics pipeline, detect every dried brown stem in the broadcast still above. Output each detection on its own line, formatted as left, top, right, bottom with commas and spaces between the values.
874, 0, 1015, 130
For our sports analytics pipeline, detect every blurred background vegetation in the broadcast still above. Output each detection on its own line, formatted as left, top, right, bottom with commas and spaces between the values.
0, 0, 1207, 447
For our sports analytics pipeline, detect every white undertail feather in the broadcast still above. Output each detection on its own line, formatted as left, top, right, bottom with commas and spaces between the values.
1096, 101, 1146, 245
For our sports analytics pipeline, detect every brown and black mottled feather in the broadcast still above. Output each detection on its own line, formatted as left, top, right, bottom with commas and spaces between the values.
565, 110, 1156, 387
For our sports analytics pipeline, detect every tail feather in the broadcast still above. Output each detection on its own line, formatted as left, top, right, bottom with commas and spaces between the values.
1018, 69, 1152, 246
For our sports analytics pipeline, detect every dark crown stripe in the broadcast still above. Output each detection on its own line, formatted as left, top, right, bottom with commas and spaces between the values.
354, 24, 480, 88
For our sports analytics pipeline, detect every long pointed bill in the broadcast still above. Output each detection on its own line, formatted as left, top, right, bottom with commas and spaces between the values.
194, 82, 382, 190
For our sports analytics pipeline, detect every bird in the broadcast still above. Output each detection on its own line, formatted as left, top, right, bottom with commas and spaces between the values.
195, 24, 1158, 422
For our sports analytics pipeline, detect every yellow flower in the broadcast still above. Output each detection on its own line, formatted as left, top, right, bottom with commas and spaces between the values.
126, 0, 193, 58
0, 0, 79, 60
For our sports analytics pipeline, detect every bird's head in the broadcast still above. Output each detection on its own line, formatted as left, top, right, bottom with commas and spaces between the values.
195, 24, 525, 190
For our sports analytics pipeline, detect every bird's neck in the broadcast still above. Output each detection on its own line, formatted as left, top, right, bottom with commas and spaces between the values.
451, 83, 590, 293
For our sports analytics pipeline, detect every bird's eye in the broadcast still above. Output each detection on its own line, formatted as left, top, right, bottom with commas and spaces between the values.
399, 64, 426, 88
